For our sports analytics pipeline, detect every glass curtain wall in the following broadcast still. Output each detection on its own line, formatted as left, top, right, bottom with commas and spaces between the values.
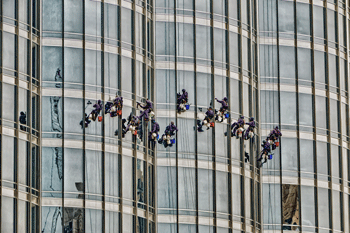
155, 0, 260, 232
41, 0, 155, 232
259, 0, 349, 232
0, 0, 40, 232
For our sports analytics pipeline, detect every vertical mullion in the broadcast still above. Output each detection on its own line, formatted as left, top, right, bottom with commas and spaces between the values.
82, 0, 87, 230
237, 0, 246, 231
209, 0, 217, 230
293, 0, 302, 231
144, 4, 150, 233
61, 0, 65, 232
323, 1, 334, 231
247, 0, 256, 231
101, 1, 106, 232
30, 0, 34, 231
117, 0, 123, 230
225, 0, 233, 232
0, 0, 2, 230
255, 0, 262, 229
193, 0, 199, 231
131, 1, 138, 232
173, 0, 179, 231
335, 1, 344, 232
309, 1, 320, 232
15, 0, 20, 231
343, 0, 350, 232
275, 0, 283, 231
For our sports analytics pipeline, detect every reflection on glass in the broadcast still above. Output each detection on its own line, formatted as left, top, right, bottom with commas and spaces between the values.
282, 184, 299, 230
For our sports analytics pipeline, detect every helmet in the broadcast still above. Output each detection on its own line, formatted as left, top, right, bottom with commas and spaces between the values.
182, 89, 186, 92
20, 111, 25, 115
249, 117, 254, 121
98, 100, 102, 104
262, 140, 266, 144
275, 126, 279, 129
223, 97, 228, 101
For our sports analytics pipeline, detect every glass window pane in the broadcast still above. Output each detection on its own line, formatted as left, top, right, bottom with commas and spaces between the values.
177, 23, 194, 58
85, 49, 102, 86
85, 209, 102, 233
178, 167, 196, 210
297, 48, 312, 81
104, 3, 118, 40
298, 93, 313, 126
3, 0, 15, 19
281, 138, 298, 172
328, 54, 337, 87
198, 169, 214, 212
85, 150, 103, 195
315, 96, 327, 129
216, 171, 229, 213
42, 147, 63, 193
301, 186, 315, 226
2, 197, 14, 232
278, 0, 294, 34
42, 0, 62, 32
105, 153, 119, 198
121, 8, 132, 44
327, 9, 337, 42
64, 48, 83, 84
3, 32, 16, 70
155, 22, 175, 56
280, 92, 297, 125
2, 83, 16, 121
296, 3, 311, 35
318, 188, 330, 228
195, 0, 210, 13
157, 166, 177, 208
64, 148, 83, 193
299, 140, 314, 175
64, 0, 83, 33
317, 142, 329, 177
282, 184, 299, 227
85, 0, 101, 36
313, 6, 324, 39
196, 25, 211, 61
279, 46, 295, 81
122, 156, 133, 200
314, 51, 326, 84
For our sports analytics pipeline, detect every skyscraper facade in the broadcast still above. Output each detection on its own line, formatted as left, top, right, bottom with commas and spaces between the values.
0, 0, 40, 232
154, 0, 260, 232
40, 0, 155, 232
259, 0, 349, 232
1, 0, 350, 233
